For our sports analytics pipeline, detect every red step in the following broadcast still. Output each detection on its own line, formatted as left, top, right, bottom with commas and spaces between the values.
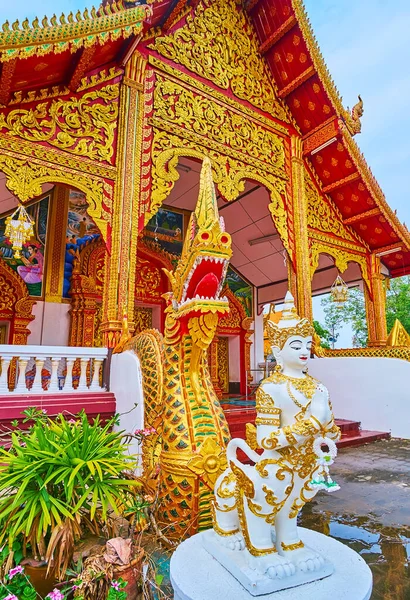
224, 409, 390, 449
0, 392, 116, 432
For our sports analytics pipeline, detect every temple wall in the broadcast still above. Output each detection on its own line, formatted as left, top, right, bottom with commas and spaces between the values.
27, 302, 70, 346
309, 357, 410, 439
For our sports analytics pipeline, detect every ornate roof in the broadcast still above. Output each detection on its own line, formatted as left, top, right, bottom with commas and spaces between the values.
0, 1, 151, 102
243, 0, 410, 276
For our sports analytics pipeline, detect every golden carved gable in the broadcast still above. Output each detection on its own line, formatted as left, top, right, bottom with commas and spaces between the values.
0, 85, 119, 164
305, 170, 364, 245
151, 0, 289, 123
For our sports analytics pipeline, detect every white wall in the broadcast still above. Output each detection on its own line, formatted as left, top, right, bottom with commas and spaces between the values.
110, 350, 144, 460
251, 308, 265, 371
309, 356, 410, 439
27, 301, 71, 346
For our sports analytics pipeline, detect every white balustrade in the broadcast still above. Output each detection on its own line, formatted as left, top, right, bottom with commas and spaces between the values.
0, 345, 108, 395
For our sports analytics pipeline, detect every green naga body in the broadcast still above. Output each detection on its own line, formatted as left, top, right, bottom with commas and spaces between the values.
125, 158, 233, 538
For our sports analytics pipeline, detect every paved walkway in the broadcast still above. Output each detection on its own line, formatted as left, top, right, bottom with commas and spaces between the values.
299, 439, 410, 600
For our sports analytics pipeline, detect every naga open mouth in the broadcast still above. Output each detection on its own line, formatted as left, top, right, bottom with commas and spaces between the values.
177, 255, 229, 310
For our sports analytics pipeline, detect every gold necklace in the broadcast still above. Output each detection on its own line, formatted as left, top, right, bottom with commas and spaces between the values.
286, 381, 310, 413
268, 369, 318, 399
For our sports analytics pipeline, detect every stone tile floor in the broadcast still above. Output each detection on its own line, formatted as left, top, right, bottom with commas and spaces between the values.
150, 438, 410, 599
299, 438, 410, 600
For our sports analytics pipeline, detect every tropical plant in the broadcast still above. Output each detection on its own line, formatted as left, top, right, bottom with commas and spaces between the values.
0, 409, 139, 580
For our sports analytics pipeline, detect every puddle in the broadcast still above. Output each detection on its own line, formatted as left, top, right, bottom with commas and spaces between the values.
299, 502, 410, 599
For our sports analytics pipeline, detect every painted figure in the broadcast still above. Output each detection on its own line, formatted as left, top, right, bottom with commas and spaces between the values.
17, 245, 44, 284
212, 292, 341, 580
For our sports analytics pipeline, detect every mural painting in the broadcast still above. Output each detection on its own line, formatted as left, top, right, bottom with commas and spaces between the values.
225, 267, 253, 317
0, 196, 49, 297
63, 190, 100, 298
143, 207, 184, 255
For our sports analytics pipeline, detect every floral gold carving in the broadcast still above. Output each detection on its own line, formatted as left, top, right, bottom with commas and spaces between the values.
0, 153, 112, 241
149, 129, 291, 257
0, 257, 35, 344
305, 171, 360, 244
154, 75, 285, 172
151, 0, 288, 122
0, 85, 119, 164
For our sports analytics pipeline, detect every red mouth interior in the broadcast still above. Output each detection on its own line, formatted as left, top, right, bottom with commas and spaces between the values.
186, 260, 224, 301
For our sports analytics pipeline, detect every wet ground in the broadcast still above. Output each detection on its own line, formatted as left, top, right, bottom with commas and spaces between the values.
150, 438, 410, 599
299, 438, 410, 600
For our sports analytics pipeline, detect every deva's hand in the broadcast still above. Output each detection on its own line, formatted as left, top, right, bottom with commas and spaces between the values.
310, 384, 331, 425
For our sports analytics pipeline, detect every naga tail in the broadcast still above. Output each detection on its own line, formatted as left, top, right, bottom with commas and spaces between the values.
124, 329, 164, 475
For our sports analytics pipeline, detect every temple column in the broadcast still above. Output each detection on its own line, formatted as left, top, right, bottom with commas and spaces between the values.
290, 136, 313, 320
364, 255, 388, 346
101, 52, 147, 347
44, 186, 69, 303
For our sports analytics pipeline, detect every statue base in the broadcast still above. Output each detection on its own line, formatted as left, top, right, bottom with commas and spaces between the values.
202, 530, 333, 595
170, 528, 372, 600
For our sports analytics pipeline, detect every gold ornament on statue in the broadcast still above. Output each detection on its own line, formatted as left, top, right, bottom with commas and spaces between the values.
330, 274, 348, 308
4, 205, 34, 259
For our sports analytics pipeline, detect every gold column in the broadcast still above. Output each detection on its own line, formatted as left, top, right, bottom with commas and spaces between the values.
44, 186, 69, 302
209, 338, 223, 399
290, 136, 312, 320
365, 254, 387, 346
101, 53, 147, 347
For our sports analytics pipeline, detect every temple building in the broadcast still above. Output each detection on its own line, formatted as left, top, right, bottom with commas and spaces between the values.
0, 0, 409, 435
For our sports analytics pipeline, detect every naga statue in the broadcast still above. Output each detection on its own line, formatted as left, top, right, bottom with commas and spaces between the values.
124, 158, 232, 537
208, 293, 341, 591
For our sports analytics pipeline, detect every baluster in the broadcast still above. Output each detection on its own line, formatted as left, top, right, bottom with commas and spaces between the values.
47, 357, 61, 393
78, 358, 89, 391
14, 357, 29, 393
31, 358, 45, 393
0, 357, 11, 393
90, 359, 104, 391
65, 358, 75, 392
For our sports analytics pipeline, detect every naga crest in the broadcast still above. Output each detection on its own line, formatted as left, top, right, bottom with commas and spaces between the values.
163, 157, 232, 325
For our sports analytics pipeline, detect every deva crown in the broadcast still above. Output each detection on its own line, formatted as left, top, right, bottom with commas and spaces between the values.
266, 291, 314, 350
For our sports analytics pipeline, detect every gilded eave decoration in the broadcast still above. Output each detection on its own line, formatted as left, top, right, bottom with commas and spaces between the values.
0, 151, 113, 242
146, 66, 292, 258
304, 169, 366, 248
0, 4, 150, 61
150, 0, 290, 123
0, 85, 119, 164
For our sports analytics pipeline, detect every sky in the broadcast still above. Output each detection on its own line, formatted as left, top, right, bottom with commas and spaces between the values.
1, 0, 408, 345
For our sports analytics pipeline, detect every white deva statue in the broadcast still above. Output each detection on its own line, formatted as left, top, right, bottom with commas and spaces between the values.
211, 292, 341, 585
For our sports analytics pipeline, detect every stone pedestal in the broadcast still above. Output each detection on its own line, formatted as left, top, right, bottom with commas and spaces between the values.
170, 528, 372, 600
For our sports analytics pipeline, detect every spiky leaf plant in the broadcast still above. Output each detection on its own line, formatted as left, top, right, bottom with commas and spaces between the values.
0, 410, 139, 580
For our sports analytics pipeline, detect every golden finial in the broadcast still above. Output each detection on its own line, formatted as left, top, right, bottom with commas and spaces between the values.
83, 8, 90, 19
42, 16, 49, 28
91, 7, 97, 19
67, 12, 74, 23
113, 314, 132, 354
2, 21, 10, 32
32, 17, 39, 28
22, 18, 29, 30
59, 14, 67, 25
194, 157, 220, 230
76, 10, 83, 22
50, 15, 57, 26
11, 20, 20, 31
386, 319, 410, 347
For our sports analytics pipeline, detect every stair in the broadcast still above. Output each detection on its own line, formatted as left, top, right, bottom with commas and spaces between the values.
223, 403, 390, 450
336, 418, 390, 448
